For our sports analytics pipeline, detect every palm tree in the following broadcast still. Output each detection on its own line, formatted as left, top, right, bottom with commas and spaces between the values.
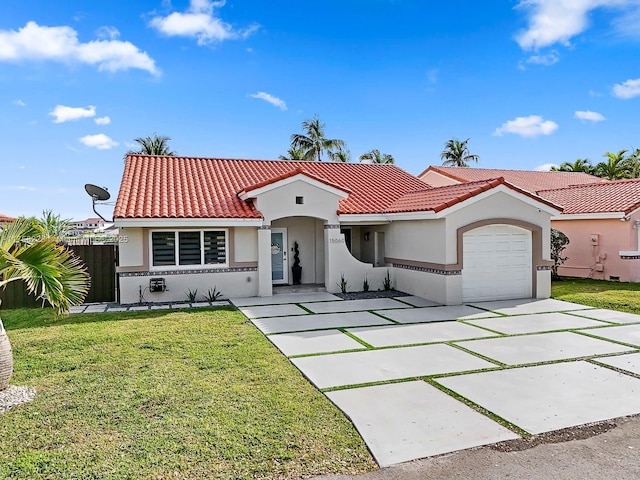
38, 210, 72, 241
440, 138, 479, 167
278, 147, 307, 161
290, 114, 345, 162
551, 158, 593, 174
126, 133, 176, 158
329, 146, 351, 163
0, 218, 90, 390
626, 148, 640, 179
594, 150, 629, 180
358, 149, 394, 164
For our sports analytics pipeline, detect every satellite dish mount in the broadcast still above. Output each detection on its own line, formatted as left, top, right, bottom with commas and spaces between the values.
84, 184, 112, 222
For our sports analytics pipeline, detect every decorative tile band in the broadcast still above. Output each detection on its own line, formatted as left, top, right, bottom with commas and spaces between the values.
536, 265, 552, 271
120, 266, 257, 277
392, 263, 461, 276
620, 254, 640, 260
324, 224, 341, 230
258, 225, 271, 230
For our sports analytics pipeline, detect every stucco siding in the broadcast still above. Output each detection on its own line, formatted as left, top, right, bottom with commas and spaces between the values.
119, 270, 258, 304
553, 218, 638, 282
255, 180, 342, 223
118, 227, 144, 267
387, 220, 446, 264
233, 227, 258, 262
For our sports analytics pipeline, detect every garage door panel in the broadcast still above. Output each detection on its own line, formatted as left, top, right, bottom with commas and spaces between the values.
462, 224, 532, 302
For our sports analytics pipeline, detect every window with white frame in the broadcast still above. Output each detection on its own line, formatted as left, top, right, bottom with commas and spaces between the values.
151, 230, 227, 268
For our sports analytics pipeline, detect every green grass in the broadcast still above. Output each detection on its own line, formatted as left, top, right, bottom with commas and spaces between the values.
0, 307, 375, 479
552, 277, 640, 314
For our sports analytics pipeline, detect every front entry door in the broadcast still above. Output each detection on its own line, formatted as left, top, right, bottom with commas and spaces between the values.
271, 228, 289, 284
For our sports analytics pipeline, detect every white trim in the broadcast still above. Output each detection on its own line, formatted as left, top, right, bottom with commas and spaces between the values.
115, 218, 262, 228
149, 228, 229, 272
338, 214, 389, 223
239, 173, 350, 200
551, 212, 626, 220
619, 251, 640, 257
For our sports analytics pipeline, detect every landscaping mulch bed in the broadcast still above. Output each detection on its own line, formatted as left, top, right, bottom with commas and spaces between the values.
335, 289, 410, 301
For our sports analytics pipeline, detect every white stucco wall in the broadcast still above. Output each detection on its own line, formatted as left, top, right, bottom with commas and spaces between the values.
119, 270, 258, 304
118, 227, 144, 267
254, 179, 342, 223
234, 227, 258, 262
386, 220, 446, 263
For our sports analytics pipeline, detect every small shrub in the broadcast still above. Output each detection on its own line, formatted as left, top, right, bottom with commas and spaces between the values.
363, 276, 370, 292
551, 228, 570, 280
383, 269, 392, 291
185, 289, 198, 302
205, 286, 223, 302
338, 274, 349, 294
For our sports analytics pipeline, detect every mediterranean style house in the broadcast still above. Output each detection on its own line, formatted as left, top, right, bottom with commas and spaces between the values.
113, 155, 561, 304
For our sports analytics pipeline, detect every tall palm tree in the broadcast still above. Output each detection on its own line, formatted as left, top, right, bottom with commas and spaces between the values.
626, 148, 640, 179
551, 158, 593, 174
440, 138, 479, 167
290, 114, 345, 162
329, 146, 351, 163
126, 133, 176, 158
278, 147, 307, 161
358, 149, 394, 164
595, 149, 629, 180
0, 218, 90, 390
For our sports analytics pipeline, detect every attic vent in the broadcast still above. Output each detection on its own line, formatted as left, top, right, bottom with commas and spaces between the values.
296, 196, 304, 205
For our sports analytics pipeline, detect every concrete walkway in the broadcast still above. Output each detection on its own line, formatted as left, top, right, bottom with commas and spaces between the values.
231, 293, 640, 468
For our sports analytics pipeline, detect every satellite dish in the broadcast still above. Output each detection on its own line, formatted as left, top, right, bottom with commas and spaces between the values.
85, 184, 111, 201
84, 184, 112, 222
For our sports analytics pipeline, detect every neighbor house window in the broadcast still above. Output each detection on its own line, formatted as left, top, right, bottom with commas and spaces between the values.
151, 230, 227, 268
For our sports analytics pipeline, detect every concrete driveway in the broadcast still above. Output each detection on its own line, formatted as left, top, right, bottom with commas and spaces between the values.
232, 293, 640, 467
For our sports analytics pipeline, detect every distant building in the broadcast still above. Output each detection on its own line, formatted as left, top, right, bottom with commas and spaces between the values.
0, 213, 16, 226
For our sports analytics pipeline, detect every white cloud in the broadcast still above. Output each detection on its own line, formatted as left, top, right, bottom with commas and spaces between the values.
535, 163, 557, 171
0, 21, 159, 75
49, 104, 96, 123
613, 78, 640, 98
574, 110, 606, 121
589, 89, 603, 97
79, 133, 118, 150
249, 92, 287, 110
515, 0, 630, 50
494, 115, 559, 137
519, 50, 559, 69
13, 99, 26, 106
150, 0, 259, 45
94, 115, 111, 125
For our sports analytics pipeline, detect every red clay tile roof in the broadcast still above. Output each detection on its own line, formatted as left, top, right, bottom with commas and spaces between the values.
420, 166, 605, 193
114, 155, 430, 219
238, 167, 352, 197
0, 213, 16, 223
386, 178, 562, 213
537, 179, 640, 214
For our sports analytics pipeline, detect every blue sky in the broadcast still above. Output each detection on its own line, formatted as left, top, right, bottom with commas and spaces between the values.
1, 0, 639, 219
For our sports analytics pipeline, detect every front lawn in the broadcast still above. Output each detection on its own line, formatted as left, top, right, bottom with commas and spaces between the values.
0, 307, 375, 479
552, 277, 640, 314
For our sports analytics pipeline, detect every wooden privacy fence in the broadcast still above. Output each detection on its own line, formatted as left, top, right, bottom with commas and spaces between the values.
0, 244, 118, 309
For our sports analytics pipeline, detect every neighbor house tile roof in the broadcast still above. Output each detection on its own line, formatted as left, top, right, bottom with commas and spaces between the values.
387, 178, 561, 213
114, 155, 430, 219
0, 213, 16, 223
537, 179, 640, 215
420, 166, 606, 193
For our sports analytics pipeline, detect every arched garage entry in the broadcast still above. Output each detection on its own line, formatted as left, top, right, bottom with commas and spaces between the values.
462, 224, 532, 302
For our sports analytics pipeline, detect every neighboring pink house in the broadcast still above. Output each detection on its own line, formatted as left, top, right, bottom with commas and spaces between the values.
537, 180, 640, 282
419, 166, 640, 282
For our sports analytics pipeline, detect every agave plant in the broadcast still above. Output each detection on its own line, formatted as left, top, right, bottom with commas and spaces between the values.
0, 218, 90, 390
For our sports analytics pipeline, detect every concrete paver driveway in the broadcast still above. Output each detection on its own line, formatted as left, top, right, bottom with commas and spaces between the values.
232, 293, 640, 467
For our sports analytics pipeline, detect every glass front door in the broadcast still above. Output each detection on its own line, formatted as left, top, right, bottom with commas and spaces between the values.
271, 229, 288, 284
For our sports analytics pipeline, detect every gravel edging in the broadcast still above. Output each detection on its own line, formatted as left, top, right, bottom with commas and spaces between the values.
0, 385, 36, 414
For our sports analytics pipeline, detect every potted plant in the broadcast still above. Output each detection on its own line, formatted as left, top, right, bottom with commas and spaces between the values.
291, 241, 302, 285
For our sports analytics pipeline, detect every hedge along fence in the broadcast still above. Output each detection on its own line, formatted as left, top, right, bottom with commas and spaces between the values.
0, 244, 118, 309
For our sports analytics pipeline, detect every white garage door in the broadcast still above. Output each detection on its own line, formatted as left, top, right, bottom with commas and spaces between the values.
462, 224, 532, 302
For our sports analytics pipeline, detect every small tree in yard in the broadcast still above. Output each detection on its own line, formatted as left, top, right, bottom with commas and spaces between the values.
550, 228, 570, 280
